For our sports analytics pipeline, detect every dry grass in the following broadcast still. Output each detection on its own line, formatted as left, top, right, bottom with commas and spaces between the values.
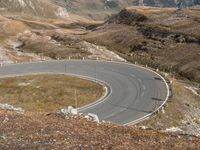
0, 74, 104, 112
140, 79, 185, 128
0, 110, 200, 150
140, 78, 200, 135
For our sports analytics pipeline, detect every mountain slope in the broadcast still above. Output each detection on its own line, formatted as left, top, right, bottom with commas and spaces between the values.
0, 0, 69, 19
84, 6, 200, 82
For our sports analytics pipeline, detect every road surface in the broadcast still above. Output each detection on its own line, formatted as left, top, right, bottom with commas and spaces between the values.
0, 60, 169, 125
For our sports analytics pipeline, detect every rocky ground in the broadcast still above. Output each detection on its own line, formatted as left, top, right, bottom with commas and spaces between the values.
0, 110, 200, 150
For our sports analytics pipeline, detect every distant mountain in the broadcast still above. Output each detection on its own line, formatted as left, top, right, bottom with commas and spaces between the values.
52, 0, 200, 8
133, 0, 200, 7
0, 0, 69, 19
0, 0, 199, 20
50, 0, 200, 20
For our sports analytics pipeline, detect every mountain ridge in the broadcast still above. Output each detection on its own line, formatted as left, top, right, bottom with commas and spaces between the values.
1, 0, 200, 20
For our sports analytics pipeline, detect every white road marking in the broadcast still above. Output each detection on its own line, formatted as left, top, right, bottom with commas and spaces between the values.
138, 78, 142, 83
130, 74, 135, 77
104, 108, 127, 119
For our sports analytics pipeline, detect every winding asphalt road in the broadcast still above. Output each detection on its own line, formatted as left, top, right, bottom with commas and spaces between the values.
0, 60, 169, 125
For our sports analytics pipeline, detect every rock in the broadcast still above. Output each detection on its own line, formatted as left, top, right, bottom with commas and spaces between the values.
0, 136, 6, 140
60, 106, 78, 115
139, 126, 148, 130
88, 113, 100, 123
164, 127, 183, 133
0, 103, 24, 113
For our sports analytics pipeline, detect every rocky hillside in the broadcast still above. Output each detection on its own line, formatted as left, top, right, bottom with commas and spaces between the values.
0, 0, 69, 19
84, 6, 200, 82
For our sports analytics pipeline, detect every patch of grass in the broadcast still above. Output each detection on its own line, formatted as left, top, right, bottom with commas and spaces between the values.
0, 74, 104, 112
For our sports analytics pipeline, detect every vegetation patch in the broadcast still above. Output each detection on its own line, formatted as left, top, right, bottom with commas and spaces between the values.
0, 74, 104, 112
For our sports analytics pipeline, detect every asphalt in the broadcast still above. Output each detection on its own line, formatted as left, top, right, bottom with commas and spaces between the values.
0, 60, 169, 125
